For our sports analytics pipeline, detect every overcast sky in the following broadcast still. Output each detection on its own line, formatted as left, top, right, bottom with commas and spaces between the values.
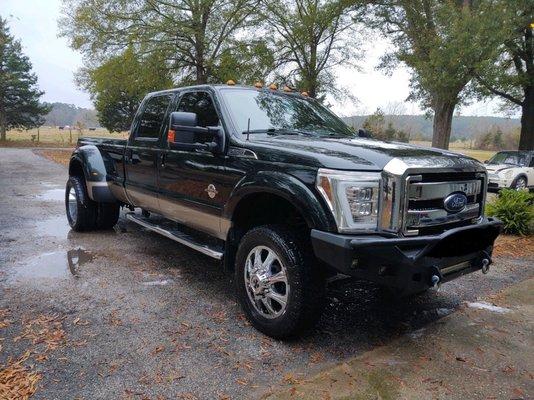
2, 0, 514, 118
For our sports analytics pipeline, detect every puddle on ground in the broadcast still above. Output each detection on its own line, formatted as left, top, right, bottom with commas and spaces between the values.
466, 301, 510, 314
35, 215, 71, 239
41, 182, 61, 189
142, 279, 173, 286
37, 189, 65, 202
9, 248, 94, 282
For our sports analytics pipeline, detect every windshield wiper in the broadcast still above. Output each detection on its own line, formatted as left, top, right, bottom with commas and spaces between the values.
241, 128, 315, 136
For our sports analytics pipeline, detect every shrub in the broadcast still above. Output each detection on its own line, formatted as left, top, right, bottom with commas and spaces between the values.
486, 189, 534, 235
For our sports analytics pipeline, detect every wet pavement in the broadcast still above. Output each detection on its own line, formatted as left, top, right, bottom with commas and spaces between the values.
0, 148, 532, 399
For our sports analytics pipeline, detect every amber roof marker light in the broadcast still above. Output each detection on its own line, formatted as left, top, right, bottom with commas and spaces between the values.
269, 83, 278, 90
301, 91, 309, 97
254, 81, 263, 88
226, 79, 236, 86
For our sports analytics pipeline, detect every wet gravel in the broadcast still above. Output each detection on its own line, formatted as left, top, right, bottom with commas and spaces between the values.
0, 148, 532, 399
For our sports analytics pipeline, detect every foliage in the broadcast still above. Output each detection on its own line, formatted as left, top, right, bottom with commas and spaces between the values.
486, 189, 534, 236
362, 108, 410, 142
43, 102, 99, 128
366, 0, 509, 149
77, 48, 173, 132
261, 0, 361, 99
60, 0, 264, 85
0, 18, 49, 140
475, 126, 519, 151
473, 0, 534, 150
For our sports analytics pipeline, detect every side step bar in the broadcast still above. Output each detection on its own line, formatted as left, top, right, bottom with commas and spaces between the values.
126, 213, 224, 260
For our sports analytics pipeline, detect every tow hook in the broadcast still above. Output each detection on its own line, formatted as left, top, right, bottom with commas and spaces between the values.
481, 258, 491, 274
480, 251, 492, 274
429, 266, 443, 290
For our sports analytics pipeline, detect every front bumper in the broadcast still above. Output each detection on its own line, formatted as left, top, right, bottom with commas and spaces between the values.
311, 218, 503, 293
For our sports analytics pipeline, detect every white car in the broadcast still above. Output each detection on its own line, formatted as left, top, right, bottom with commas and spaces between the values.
485, 151, 534, 191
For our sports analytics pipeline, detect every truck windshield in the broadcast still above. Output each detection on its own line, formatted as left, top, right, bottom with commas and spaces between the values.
219, 88, 355, 137
488, 151, 528, 166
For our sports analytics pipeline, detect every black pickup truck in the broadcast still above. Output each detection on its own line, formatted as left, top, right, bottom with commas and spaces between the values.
66, 84, 501, 338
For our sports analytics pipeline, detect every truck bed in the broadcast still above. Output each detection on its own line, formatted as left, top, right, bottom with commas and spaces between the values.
77, 137, 128, 147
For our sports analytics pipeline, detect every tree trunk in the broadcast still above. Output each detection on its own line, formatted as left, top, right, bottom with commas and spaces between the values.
0, 111, 6, 141
431, 99, 456, 149
519, 87, 534, 150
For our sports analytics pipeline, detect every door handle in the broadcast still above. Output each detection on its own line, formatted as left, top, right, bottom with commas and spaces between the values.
160, 153, 166, 168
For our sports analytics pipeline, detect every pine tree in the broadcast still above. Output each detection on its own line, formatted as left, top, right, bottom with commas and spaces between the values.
0, 18, 49, 141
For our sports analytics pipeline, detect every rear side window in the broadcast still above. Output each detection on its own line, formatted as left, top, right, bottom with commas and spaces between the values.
176, 91, 220, 127
136, 94, 172, 139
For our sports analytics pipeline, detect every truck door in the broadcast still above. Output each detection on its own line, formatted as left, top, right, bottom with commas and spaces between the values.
125, 93, 172, 212
157, 90, 229, 240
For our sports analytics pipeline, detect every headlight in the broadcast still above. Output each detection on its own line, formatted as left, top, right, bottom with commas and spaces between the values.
503, 169, 514, 179
316, 169, 380, 232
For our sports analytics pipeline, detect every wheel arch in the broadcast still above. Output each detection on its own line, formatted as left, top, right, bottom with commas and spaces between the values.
68, 145, 116, 203
222, 171, 336, 272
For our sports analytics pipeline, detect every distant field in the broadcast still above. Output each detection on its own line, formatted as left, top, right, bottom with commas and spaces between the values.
410, 140, 495, 161
2, 128, 495, 162
1, 127, 127, 147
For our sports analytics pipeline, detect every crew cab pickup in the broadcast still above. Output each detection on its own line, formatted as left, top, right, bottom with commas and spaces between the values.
66, 84, 502, 338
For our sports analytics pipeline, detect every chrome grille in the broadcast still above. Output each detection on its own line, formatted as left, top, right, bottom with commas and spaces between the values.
403, 174, 485, 236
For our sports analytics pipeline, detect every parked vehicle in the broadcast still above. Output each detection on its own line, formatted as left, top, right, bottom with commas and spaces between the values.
486, 151, 534, 191
65, 84, 502, 338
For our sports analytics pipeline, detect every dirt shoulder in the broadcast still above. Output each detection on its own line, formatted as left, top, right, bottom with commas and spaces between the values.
264, 278, 534, 400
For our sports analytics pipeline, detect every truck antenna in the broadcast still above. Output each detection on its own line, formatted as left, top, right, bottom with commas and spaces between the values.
246, 118, 250, 141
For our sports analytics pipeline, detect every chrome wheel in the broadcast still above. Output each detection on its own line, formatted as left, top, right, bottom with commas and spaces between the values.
244, 246, 289, 319
68, 186, 78, 224
514, 177, 527, 191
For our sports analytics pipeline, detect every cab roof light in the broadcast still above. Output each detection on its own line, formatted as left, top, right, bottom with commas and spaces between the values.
254, 81, 263, 88
283, 85, 292, 92
269, 83, 278, 90
226, 79, 236, 86
301, 91, 309, 97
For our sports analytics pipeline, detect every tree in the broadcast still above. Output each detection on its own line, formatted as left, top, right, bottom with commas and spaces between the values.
78, 48, 173, 132
262, 0, 360, 99
60, 0, 263, 85
474, 0, 534, 150
0, 18, 48, 141
362, 107, 385, 137
367, 0, 505, 149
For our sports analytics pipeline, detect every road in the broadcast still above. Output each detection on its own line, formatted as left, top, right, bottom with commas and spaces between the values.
0, 148, 532, 399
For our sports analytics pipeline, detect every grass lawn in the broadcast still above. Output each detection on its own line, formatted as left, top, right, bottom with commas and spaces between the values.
410, 140, 495, 161
1, 127, 127, 147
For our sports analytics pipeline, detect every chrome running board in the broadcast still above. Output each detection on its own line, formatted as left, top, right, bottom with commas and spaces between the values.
126, 213, 224, 260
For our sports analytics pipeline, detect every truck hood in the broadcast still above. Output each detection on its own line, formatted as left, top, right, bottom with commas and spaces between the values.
245, 135, 482, 171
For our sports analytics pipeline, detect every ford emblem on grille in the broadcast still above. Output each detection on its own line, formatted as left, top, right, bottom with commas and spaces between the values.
443, 192, 468, 213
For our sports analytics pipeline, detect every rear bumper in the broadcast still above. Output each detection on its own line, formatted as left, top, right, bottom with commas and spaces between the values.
311, 218, 503, 293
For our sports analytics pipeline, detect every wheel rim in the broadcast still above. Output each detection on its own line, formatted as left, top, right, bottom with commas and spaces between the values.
68, 186, 78, 223
244, 245, 289, 319
515, 178, 527, 190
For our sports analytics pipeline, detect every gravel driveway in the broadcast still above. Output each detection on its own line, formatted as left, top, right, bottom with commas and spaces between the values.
0, 148, 532, 399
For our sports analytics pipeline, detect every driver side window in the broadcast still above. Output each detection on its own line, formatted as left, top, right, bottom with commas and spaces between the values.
176, 91, 220, 127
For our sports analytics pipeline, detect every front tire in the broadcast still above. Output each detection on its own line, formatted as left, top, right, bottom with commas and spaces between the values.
235, 225, 325, 339
512, 176, 527, 191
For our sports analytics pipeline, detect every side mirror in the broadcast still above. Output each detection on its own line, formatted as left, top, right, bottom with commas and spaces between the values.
168, 111, 224, 154
483, 160, 488, 164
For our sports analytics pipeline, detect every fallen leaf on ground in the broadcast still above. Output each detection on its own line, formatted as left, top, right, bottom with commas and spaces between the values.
0, 352, 42, 400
